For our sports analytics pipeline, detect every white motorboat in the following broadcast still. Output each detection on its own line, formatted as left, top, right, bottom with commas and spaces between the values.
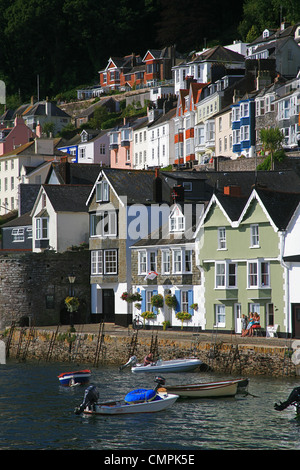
74, 377, 178, 415
120, 355, 203, 373
165, 378, 248, 398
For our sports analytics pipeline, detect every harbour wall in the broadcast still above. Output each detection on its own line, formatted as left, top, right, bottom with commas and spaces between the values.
2, 327, 296, 378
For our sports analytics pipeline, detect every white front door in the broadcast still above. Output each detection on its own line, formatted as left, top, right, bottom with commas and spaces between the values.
234, 303, 242, 333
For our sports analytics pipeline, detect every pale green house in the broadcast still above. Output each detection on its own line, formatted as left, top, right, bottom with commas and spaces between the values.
195, 186, 300, 337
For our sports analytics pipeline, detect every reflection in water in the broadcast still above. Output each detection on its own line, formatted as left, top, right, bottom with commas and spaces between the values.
0, 361, 300, 450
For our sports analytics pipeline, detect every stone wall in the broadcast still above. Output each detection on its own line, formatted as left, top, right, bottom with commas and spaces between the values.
3, 327, 296, 378
0, 250, 91, 329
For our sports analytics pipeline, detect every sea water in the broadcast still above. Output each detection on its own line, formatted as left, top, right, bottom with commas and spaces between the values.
0, 360, 299, 451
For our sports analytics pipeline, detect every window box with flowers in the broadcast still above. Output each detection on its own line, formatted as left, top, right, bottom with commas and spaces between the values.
176, 311, 192, 329
141, 311, 157, 327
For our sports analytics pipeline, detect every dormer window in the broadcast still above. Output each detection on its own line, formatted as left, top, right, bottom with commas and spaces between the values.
263, 29, 270, 38
169, 205, 185, 232
81, 131, 88, 142
96, 180, 109, 202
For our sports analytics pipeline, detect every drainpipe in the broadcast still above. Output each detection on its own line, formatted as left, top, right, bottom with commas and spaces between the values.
280, 230, 290, 337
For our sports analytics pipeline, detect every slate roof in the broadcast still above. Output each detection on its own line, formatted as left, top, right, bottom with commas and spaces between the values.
1, 211, 32, 228
42, 185, 92, 212
103, 168, 162, 204
45, 162, 101, 185
21, 101, 71, 119
255, 187, 300, 231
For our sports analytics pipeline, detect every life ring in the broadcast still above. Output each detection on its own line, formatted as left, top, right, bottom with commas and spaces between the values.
124, 388, 157, 403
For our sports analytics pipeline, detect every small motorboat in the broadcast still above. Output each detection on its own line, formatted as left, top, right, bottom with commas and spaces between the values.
120, 355, 203, 373
74, 377, 178, 415
165, 378, 248, 398
58, 369, 91, 387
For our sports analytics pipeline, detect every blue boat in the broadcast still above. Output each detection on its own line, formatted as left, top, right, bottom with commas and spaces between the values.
58, 369, 91, 387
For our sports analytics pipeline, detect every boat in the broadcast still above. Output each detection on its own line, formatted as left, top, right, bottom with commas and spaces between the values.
58, 369, 91, 387
164, 378, 249, 398
120, 355, 203, 373
274, 386, 300, 416
74, 377, 178, 415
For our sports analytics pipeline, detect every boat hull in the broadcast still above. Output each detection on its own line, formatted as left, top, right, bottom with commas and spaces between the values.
131, 358, 202, 374
165, 379, 247, 398
58, 370, 91, 387
83, 393, 178, 415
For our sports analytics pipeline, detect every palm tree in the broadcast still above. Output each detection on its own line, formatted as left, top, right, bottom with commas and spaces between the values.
260, 128, 284, 170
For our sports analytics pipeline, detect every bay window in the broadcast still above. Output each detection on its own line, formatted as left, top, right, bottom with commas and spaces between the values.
36, 217, 48, 240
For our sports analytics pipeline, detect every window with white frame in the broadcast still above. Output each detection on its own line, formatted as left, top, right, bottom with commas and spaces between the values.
162, 250, 170, 274
181, 291, 189, 312
36, 217, 48, 240
91, 250, 103, 275
241, 125, 249, 141
146, 290, 154, 311
240, 102, 249, 117
12, 228, 24, 242
215, 261, 237, 288
96, 180, 109, 202
215, 304, 225, 327
233, 129, 240, 145
250, 224, 259, 247
247, 260, 270, 288
218, 227, 226, 250
173, 249, 182, 273
138, 251, 147, 274
104, 249, 117, 274
149, 251, 157, 272
170, 206, 185, 232
90, 211, 117, 237
185, 250, 192, 272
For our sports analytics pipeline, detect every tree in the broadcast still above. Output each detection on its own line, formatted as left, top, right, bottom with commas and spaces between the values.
259, 128, 285, 170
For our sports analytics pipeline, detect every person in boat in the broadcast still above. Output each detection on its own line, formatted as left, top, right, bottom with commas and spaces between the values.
144, 352, 154, 366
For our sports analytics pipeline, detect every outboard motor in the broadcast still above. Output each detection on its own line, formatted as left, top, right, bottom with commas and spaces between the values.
274, 386, 300, 414
119, 355, 137, 371
154, 376, 166, 391
74, 385, 99, 415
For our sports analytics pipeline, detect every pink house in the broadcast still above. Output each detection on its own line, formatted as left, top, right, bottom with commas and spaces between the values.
109, 117, 147, 169
0, 116, 36, 156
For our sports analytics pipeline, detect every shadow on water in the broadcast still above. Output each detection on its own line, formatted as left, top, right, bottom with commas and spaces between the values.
0, 360, 300, 450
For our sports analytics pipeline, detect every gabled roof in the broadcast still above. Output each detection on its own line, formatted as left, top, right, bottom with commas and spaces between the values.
45, 161, 101, 185
41, 184, 92, 213
242, 187, 300, 231
20, 101, 70, 119
194, 45, 245, 64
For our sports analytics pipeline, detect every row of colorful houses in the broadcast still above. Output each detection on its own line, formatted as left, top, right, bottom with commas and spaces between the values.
2, 161, 300, 338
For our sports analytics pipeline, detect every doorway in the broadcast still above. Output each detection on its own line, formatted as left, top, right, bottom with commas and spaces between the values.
234, 303, 242, 333
102, 289, 115, 322
292, 304, 300, 338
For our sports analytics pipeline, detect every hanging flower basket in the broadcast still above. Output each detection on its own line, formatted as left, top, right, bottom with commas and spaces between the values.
151, 294, 164, 308
65, 296, 80, 313
121, 292, 142, 303
190, 303, 198, 311
164, 294, 177, 309
176, 311, 192, 329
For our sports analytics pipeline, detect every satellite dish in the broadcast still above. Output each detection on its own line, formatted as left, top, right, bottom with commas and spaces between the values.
291, 349, 300, 365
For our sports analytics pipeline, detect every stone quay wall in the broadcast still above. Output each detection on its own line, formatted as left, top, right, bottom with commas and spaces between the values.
0, 250, 91, 329
3, 327, 296, 378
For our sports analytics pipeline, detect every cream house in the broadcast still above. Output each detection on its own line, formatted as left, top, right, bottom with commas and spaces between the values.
0, 139, 65, 215
31, 184, 91, 253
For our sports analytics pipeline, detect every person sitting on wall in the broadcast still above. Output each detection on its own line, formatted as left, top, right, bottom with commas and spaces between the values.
249, 313, 261, 336
242, 313, 254, 337
144, 352, 154, 366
